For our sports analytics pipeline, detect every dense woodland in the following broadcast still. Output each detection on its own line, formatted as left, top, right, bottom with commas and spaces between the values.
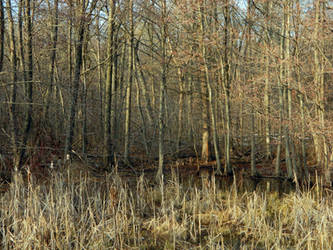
0, 0, 333, 182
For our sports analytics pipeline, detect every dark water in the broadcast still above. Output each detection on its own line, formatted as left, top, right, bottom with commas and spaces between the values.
115, 166, 298, 197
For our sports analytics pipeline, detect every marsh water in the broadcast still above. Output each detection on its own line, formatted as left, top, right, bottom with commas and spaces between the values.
114, 166, 299, 197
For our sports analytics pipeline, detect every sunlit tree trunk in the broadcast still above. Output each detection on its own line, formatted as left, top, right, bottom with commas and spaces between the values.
199, 3, 222, 174
104, 0, 116, 166
81, 30, 89, 157
294, 0, 308, 179
156, 0, 167, 180
264, 0, 272, 160
246, 0, 257, 177
222, 0, 232, 175
275, 3, 285, 177
124, 0, 134, 164
313, 0, 329, 184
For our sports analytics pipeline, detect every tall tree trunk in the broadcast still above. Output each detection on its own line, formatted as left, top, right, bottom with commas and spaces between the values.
19, 0, 34, 166
284, 0, 296, 179
295, 0, 308, 179
313, 0, 329, 184
44, 0, 58, 123
222, 0, 232, 175
264, 0, 272, 159
134, 45, 153, 125
81, 31, 88, 157
18, 0, 26, 82
176, 67, 184, 156
156, 0, 167, 180
96, 15, 104, 141
0, 0, 4, 72
276, 3, 287, 177
104, 0, 115, 166
134, 60, 149, 156
6, 0, 19, 168
124, 0, 134, 164
246, 0, 257, 177
67, 2, 73, 96
111, 29, 119, 154
199, 3, 222, 174
64, 0, 86, 159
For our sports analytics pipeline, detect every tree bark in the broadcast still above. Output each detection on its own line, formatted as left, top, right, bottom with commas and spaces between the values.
264, 0, 272, 159
44, 0, 59, 123
19, 0, 34, 166
6, 0, 19, 168
124, 0, 134, 164
104, 0, 115, 166
0, 0, 4, 72
156, 0, 167, 181
199, 3, 222, 174
64, 0, 86, 159
222, 0, 232, 175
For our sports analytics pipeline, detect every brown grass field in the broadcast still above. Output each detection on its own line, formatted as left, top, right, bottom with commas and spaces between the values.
0, 161, 332, 249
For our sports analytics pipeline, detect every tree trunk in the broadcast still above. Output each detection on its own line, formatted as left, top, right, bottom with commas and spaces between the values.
134, 44, 153, 125
199, 4, 222, 174
64, 0, 86, 159
176, 68, 184, 156
44, 0, 58, 122
156, 0, 167, 181
264, 0, 272, 159
104, 0, 115, 166
124, 0, 134, 164
294, 0, 308, 180
222, 0, 232, 175
246, 0, 257, 177
6, 0, 19, 168
0, 0, 4, 72
19, 0, 34, 166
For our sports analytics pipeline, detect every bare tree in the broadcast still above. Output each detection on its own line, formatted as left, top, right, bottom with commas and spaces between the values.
104, 0, 116, 166
124, 0, 134, 164
0, 0, 4, 72
6, 0, 19, 168
64, 0, 87, 159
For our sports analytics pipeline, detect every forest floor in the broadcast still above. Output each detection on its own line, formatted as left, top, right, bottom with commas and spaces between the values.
0, 156, 332, 249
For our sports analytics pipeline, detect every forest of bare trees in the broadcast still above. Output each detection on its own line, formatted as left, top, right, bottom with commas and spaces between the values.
0, 0, 332, 183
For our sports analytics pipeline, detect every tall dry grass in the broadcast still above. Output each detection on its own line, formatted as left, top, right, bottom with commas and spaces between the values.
0, 166, 332, 249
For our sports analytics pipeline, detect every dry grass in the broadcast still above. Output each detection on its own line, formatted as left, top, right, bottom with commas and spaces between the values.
0, 165, 333, 249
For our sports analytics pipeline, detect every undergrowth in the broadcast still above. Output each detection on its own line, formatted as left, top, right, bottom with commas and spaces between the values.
0, 165, 332, 249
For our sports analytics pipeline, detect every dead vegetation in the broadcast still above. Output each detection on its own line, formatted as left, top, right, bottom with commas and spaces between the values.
0, 163, 332, 249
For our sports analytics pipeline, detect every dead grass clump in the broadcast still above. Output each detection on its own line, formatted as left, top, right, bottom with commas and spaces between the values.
0, 166, 333, 249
